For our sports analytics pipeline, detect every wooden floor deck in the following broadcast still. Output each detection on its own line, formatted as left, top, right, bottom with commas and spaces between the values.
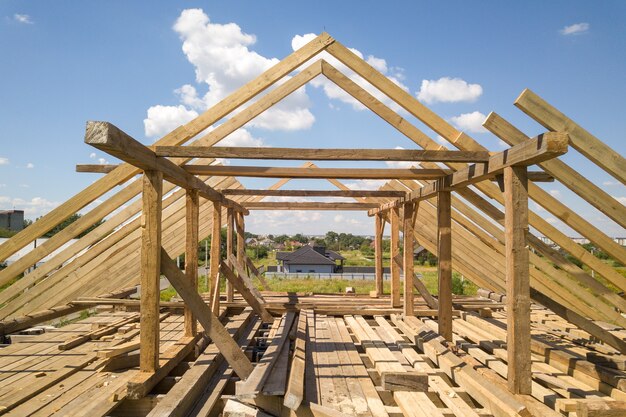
1, 293, 625, 417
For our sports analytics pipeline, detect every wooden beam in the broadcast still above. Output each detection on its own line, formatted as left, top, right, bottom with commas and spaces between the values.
236, 211, 245, 295
515, 88, 626, 184
210, 202, 222, 314
283, 311, 307, 410
139, 170, 162, 373
504, 166, 531, 394
155, 146, 492, 162
160, 248, 254, 378
184, 165, 451, 179
390, 206, 401, 308
84, 121, 248, 214
368, 132, 568, 216
226, 208, 235, 302
242, 202, 379, 210
220, 261, 273, 323
222, 189, 405, 198
403, 203, 415, 316
437, 190, 452, 342
184, 189, 199, 337
374, 213, 384, 297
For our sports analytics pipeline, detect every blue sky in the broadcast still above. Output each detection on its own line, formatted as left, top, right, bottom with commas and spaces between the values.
0, 1, 624, 237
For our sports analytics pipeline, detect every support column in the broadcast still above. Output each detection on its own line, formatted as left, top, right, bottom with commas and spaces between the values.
390, 207, 401, 308
437, 190, 452, 341
184, 189, 199, 337
403, 202, 415, 316
374, 213, 384, 296
140, 170, 162, 372
226, 208, 235, 302
504, 165, 531, 394
210, 201, 221, 314
236, 210, 245, 271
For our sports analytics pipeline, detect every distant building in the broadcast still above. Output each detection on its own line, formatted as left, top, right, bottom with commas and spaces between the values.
0, 210, 24, 232
276, 245, 345, 273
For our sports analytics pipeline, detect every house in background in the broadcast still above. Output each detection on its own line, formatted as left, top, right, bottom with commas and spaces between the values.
0, 210, 24, 232
276, 245, 345, 273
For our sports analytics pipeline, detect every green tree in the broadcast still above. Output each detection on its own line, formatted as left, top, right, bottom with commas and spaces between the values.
42, 213, 104, 238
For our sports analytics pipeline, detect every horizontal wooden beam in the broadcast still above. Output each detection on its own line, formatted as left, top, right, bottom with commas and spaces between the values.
183, 165, 451, 179
368, 132, 568, 216
154, 146, 492, 162
222, 189, 406, 198
242, 202, 380, 210
84, 121, 248, 214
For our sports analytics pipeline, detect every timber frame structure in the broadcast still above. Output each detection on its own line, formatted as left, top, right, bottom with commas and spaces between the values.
0, 33, 625, 417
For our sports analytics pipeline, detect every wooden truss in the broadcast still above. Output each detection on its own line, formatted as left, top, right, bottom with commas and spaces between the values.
0, 32, 624, 399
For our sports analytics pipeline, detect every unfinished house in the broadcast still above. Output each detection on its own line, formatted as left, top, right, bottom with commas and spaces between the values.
0, 33, 625, 417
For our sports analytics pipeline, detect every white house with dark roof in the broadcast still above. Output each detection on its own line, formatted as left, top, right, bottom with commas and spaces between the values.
276, 245, 345, 274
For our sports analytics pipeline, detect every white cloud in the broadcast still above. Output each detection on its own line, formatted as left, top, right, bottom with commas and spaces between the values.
0, 157, 8, 165
89, 152, 97, 159
144, 9, 314, 136
26, 162, 34, 169
0, 196, 59, 218
450, 111, 488, 133
545, 217, 558, 224
97, 158, 110, 165
144, 105, 199, 138
343, 179, 387, 190
549, 189, 561, 198
334, 214, 345, 223
14, 14, 33, 24
560, 23, 589, 36
0, 184, 6, 188
291, 33, 410, 112
416, 77, 482, 104
217, 128, 264, 147
603, 181, 619, 186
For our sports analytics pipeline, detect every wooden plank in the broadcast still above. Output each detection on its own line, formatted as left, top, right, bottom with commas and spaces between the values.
374, 214, 384, 296
576, 400, 626, 417
237, 312, 296, 398
223, 189, 406, 198
403, 203, 415, 316
185, 165, 451, 179
514, 88, 626, 184
413, 274, 438, 310
210, 201, 222, 313
160, 249, 254, 378
228, 253, 267, 304
437, 190, 452, 341
284, 311, 307, 410
127, 336, 198, 399
381, 371, 429, 391
155, 146, 492, 162
227, 207, 235, 302
243, 202, 379, 210
140, 170, 162, 373
221, 261, 273, 323
390, 207, 401, 308
185, 189, 199, 337
504, 166, 531, 395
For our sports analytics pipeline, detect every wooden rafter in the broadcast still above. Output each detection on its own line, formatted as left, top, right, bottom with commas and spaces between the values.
183, 165, 452, 179
154, 146, 492, 162
222, 189, 405, 197
241, 202, 380, 210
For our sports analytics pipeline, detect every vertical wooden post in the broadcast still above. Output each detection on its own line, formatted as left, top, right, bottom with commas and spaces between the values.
374, 213, 384, 296
184, 189, 199, 337
140, 170, 162, 373
403, 203, 415, 316
389, 207, 402, 307
210, 201, 221, 314
236, 210, 245, 270
504, 165, 531, 394
437, 190, 452, 341
390, 206, 401, 308
226, 208, 235, 302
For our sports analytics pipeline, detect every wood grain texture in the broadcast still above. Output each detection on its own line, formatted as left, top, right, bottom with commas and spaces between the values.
437, 190, 452, 341
504, 166, 531, 394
